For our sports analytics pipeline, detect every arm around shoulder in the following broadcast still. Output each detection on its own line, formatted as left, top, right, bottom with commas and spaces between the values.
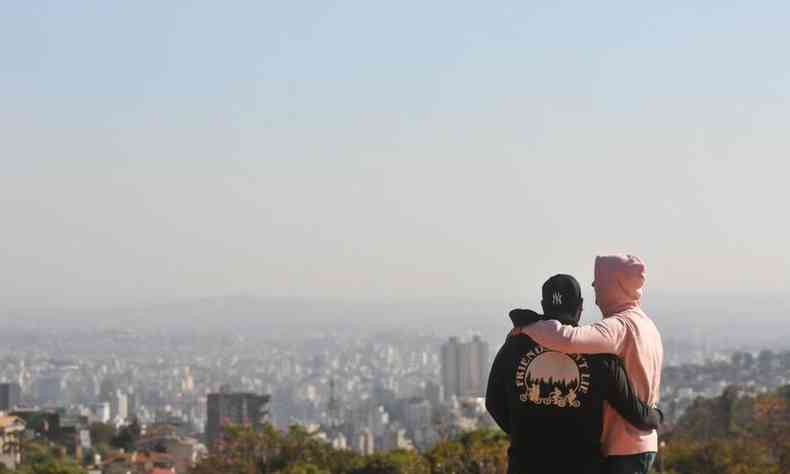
522, 317, 627, 355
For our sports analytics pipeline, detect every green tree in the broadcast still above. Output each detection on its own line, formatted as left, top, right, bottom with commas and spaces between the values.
190, 425, 275, 474
424, 440, 465, 474
662, 437, 778, 474
279, 463, 331, 474
459, 430, 509, 474
752, 392, 790, 472
110, 419, 141, 452
88, 422, 115, 447
14, 442, 86, 474
674, 388, 752, 440
664, 385, 790, 474
353, 450, 429, 474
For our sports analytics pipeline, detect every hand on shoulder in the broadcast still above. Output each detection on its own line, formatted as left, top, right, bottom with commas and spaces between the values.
508, 308, 545, 337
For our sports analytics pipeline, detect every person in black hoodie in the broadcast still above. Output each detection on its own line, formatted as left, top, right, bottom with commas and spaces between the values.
486, 274, 662, 474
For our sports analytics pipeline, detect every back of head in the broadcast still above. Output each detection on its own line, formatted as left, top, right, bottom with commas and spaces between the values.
541, 274, 583, 326
593, 254, 646, 316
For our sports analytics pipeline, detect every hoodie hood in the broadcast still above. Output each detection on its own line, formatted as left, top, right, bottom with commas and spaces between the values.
594, 254, 646, 317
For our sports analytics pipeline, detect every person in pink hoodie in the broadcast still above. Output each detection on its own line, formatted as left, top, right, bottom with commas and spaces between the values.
512, 254, 663, 474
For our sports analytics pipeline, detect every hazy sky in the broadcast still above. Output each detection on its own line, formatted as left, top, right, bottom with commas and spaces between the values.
2, 1, 789, 309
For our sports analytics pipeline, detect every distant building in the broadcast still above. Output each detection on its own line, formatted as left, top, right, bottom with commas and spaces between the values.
330, 432, 347, 450
412, 424, 440, 451
127, 389, 141, 419
460, 335, 489, 397
205, 392, 269, 447
99, 378, 117, 404
136, 434, 206, 473
90, 402, 111, 423
326, 378, 342, 425
57, 414, 92, 459
424, 381, 442, 408
379, 428, 414, 452
441, 338, 460, 401
35, 375, 63, 404
402, 398, 432, 433
112, 391, 128, 421
10, 409, 61, 436
440, 336, 489, 400
348, 404, 389, 437
0, 383, 21, 412
352, 429, 375, 455
101, 450, 175, 474
182, 367, 195, 393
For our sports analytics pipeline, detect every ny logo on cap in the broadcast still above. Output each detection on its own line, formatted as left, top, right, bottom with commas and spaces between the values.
552, 292, 563, 305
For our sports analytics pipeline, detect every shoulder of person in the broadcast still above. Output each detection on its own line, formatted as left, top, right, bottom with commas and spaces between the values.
615, 308, 658, 332
502, 332, 536, 352
595, 315, 630, 330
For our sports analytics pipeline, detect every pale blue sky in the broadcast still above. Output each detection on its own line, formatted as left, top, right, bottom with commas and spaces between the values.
1, 1, 789, 308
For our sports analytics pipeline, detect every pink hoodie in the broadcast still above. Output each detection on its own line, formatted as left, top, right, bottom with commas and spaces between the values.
522, 255, 663, 456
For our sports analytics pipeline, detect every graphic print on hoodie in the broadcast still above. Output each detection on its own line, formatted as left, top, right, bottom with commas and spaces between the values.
515, 347, 589, 408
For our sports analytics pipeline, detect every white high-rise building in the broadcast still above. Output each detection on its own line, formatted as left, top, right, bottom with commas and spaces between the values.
352, 429, 375, 455
331, 432, 347, 450
90, 402, 111, 423
113, 391, 128, 421
182, 367, 195, 393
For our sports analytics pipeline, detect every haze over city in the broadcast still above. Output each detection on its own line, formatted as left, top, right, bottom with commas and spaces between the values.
2, 1, 789, 318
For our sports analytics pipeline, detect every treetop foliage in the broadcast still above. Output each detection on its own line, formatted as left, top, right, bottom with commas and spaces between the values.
191, 385, 790, 474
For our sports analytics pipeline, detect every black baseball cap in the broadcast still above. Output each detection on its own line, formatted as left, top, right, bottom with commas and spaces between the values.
541, 274, 583, 320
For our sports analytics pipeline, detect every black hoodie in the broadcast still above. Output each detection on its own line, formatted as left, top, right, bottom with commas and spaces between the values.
485, 309, 662, 474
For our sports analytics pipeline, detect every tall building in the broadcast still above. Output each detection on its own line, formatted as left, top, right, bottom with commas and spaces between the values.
441, 338, 461, 401
379, 428, 414, 452
403, 398, 432, 433
205, 392, 269, 446
35, 376, 63, 404
330, 432, 347, 450
440, 336, 489, 400
182, 367, 195, 393
0, 383, 21, 412
90, 402, 111, 423
460, 335, 489, 397
112, 391, 129, 421
326, 378, 342, 425
424, 381, 442, 408
125, 389, 137, 419
352, 429, 375, 455
99, 378, 117, 404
